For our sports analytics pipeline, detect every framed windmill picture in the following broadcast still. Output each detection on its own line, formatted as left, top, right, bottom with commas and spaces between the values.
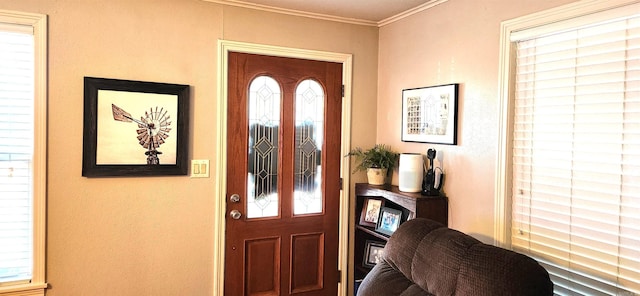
82, 77, 189, 177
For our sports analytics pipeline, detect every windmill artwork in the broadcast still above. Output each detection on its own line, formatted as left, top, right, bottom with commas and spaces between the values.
111, 104, 172, 165
82, 77, 189, 177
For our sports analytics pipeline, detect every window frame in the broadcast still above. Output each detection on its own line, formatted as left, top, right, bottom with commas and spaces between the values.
495, 0, 640, 294
0, 9, 47, 296
494, 0, 640, 247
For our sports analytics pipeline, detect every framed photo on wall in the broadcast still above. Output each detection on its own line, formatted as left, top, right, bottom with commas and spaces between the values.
401, 83, 459, 145
82, 77, 190, 177
375, 207, 403, 236
359, 198, 385, 227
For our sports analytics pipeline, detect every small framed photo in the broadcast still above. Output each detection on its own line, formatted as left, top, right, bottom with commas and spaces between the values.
401, 83, 459, 145
375, 207, 403, 236
359, 198, 384, 227
82, 77, 190, 177
363, 240, 385, 268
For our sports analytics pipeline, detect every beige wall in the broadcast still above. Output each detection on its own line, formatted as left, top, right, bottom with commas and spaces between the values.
0, 0, 378, 295
378, 0, 575, 242
0, 0, 585, 294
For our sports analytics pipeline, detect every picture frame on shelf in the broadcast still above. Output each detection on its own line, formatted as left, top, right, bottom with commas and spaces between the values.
401, 83, 459, 145
375, 207, 403, 236
359, 198, 385, 227
82, 77, 190, 177
362, 240, 386, 268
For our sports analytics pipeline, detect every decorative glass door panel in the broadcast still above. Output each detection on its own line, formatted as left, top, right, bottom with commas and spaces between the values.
247, 75, 281, 218
294, 79, 324, 215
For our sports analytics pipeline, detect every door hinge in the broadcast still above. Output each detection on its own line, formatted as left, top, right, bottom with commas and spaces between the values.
339, 178, 343, 190
341, 85, 345, 97
338, 270, 342, 283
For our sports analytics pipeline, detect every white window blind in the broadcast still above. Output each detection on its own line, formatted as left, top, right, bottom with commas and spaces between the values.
0, 26, 34, 284
512, 10, 640, 296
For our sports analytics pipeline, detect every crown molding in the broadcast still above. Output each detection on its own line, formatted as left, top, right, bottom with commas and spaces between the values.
203, 0, 448, 27
203, 0, 377, 26
378, 0, 448, 27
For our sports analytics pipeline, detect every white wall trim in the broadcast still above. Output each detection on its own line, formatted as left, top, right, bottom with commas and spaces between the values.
494, 17, 513, 248
214, 40, 353, 296
203, 0, 377, 26
378, 0, 448, 27
493, 0, 640, 247
203, 0, 448, 27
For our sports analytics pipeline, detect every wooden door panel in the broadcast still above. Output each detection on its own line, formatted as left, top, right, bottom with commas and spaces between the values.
246, 237, 280, 296
291, 233, 324, 293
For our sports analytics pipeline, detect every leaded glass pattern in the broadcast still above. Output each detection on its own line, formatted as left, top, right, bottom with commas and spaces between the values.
247, 76, 280, 218
293, 79, 324, 215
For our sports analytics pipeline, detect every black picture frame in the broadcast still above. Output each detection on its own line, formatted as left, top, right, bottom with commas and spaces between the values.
375, 207, 403, 236
359, 198, 385, 227
401, 83, 459, 145
363, 240, 386, 268
82, 77, 190, 177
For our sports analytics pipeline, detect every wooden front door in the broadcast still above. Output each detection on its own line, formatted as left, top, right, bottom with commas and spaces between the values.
225, 52, 343, 296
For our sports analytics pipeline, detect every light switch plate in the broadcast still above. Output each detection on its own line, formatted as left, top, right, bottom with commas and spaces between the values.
191, 159, 210, 178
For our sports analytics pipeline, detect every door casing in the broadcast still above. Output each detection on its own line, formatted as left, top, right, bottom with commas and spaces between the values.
214, 40, 353, 296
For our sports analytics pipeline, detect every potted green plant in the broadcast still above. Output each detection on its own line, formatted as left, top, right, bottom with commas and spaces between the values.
346, 144, 400, 185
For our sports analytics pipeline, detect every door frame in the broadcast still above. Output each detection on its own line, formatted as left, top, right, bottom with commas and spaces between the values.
213, 39, 353, 296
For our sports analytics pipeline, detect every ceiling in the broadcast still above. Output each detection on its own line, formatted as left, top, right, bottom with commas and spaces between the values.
205, 0, 446, 26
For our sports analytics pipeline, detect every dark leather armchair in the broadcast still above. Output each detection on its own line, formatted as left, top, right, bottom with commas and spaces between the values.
356, 218, 553, 296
